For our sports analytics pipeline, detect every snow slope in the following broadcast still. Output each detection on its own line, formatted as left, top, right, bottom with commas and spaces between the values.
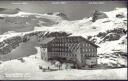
0, 9, 65, 34
35, 8, 127, 37
0, 58, 127, 80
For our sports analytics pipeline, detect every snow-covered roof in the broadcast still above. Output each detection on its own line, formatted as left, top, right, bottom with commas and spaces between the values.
48, 36, 99, 48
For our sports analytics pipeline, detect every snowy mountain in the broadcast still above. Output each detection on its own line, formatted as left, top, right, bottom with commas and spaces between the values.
0, 8, 127, 68
0, 8, 66, 34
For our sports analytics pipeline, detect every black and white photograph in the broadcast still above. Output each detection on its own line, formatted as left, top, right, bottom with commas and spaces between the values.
0, 0, 127, 80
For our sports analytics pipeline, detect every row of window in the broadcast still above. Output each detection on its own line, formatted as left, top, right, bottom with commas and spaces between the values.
52, 43, 66, 46
82, 43, 91, 47
51, 48, 68, 52
50, 47, 96, 52
82, 48, 96, 52
52, 38, 80, 43
51, 43, 93, 48
83, 53, 96, 57
49, 52, 76, 57
51, 43, 79, 47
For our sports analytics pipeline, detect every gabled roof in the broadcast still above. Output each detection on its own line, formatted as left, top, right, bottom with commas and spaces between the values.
78, 36, 99, 48
68, 36, 99, 48
39, 36, 99, 48
49, 36, 99, 48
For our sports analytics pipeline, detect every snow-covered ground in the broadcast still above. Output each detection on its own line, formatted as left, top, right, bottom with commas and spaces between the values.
25, 68, 127, 80
0, 66, 127, 80
0, 47, 127, 80
0, 57, 127, 80
98, 35, 127, 54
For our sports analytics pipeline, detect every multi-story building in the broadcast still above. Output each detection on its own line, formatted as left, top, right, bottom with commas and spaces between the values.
40, 36, 99, 68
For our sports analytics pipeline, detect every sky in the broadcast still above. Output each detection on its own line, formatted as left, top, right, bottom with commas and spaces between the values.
0, 1, 127, 20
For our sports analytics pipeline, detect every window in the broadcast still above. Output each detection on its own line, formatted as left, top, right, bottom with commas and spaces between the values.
64, 53, 66, 56
87, 53, 89, 57
83, 44, 85, 47
83, 49, 84, 52
85, 54, 86, 57
88, 53, 90, 57
65, 43, 66, 46
90, 53, 92, 57
70, 54, 72, 57
65, 53, 67, 56
66, 53, 68, 56
90, 49, 92, 52
92, 53, 94, 57
65, 48, 67, 51
92, 54, 94, 57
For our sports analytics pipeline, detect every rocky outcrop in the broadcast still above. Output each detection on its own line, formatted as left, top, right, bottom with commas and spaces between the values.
92, 10, 108, 22
116, 14, 125, 18
0, 8, 21, 14
47, 12, 68, 20
0, 36, 22, 55
102, 33, 121, 41
54, 12, 68, 20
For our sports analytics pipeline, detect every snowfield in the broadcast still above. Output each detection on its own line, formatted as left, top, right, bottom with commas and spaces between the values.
0, 55, 127, 80
26, 68, 127, 80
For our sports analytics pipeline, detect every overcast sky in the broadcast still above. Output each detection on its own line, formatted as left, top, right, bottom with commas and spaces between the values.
0, 1, 127, 20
